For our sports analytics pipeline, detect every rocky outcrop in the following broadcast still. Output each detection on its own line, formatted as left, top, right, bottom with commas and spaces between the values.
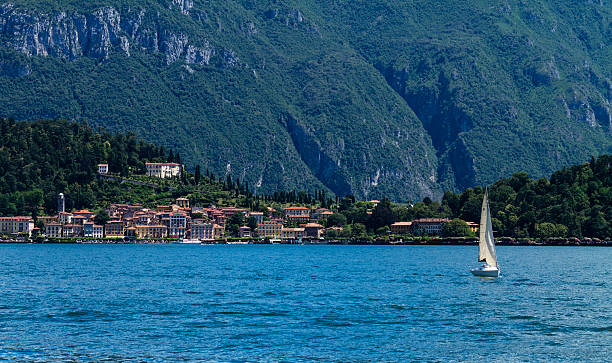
282, 114, 352, 196
0, 3, 220, 66
525, 58, 561, 86
263, 7, 320, 37
380, 64, 476, 191
170, 0, 194, 15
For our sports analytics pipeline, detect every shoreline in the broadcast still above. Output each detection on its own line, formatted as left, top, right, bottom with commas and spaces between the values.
1, 238, 611, 247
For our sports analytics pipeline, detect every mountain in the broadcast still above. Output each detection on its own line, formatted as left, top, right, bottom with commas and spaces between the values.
1, 0, 612, 201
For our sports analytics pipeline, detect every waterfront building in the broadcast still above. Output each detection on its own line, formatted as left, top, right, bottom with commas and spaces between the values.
134, 212, 152, 225
411, 218, 450, 235
191, 223, 224, 240
283, 206, 310, 217
0, 216, 35, 237
62, 224, 81, 238
282, 227, 305, 242
145, 162, 182, 178
258, 221, 283, 239
125, 226, 137, 238
45, 223, 62, 238
169, 226, 186, 239
83, 222, 94, 237
303, 223, 324, 238
135, 225, 168, 239
98, 163, 109, 174
169, 213, 188, 238
390, 222, 413, 235
105, 220, 125, 238
83, 222, 104, 238
93, 224, 104, 238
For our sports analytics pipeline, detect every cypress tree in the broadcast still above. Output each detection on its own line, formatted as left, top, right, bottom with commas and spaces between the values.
195, 165, 201, 185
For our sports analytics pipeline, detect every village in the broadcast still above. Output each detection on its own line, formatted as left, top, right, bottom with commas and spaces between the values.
0, 162, 473, 243
0, 197, 466, 244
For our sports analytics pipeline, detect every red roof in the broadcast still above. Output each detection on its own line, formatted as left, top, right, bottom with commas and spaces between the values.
284, 206, 309, 210
303, 223, 324, 228
0, 216, 33, 221
412, 218, 450, 223
146, 162, 181, 166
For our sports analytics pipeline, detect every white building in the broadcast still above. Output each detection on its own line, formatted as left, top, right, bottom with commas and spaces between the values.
98, 163, 109, 174
45, 223, 62, 238
58, 212, 73, 225
145, 163, 182, 178
0, 216, 35, 237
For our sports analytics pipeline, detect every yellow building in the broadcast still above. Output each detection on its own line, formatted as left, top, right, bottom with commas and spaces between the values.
105, 220, 125, 238
135, 225, 168, 239
191, 223, 224, 240
258, 221, 283, 239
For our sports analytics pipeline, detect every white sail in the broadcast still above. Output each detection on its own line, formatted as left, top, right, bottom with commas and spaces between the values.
478, 189, 497, 267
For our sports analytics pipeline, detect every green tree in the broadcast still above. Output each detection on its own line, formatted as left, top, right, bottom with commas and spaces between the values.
195, 165, 201, 185
94, 209, 110, 225
367, 197, 395, 231
535, 222, 557, 239
441, 218, 472, 237
326, 213, 347, 227
351, 223, 367, 239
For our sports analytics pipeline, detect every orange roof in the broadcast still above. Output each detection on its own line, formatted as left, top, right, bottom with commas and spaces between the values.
412, 218, 450, 223
303, 223, 324, 228
0, 216, 33, 220
391, 222, 413, 226
284, 206, 309, 210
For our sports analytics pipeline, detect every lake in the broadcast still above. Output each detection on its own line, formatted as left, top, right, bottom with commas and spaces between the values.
1, 244, 611, 361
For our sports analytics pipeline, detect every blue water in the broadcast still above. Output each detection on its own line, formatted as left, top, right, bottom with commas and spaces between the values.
1, 244, 611, 361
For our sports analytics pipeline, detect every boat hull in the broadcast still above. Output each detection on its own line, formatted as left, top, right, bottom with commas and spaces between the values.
470, 266, 500, 277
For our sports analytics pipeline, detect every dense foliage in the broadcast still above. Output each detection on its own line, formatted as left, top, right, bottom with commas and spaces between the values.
0, 118, 245, 217
450, 156, 612, 240
323, 155, 612, 240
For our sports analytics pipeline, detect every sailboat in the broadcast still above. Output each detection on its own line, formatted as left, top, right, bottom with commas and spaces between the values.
470, 188, 500, 277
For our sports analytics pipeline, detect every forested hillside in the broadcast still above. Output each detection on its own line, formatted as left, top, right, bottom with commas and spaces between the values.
440, 154, 612, 239
1, 1, 612, 199
0, 118, 243, 216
